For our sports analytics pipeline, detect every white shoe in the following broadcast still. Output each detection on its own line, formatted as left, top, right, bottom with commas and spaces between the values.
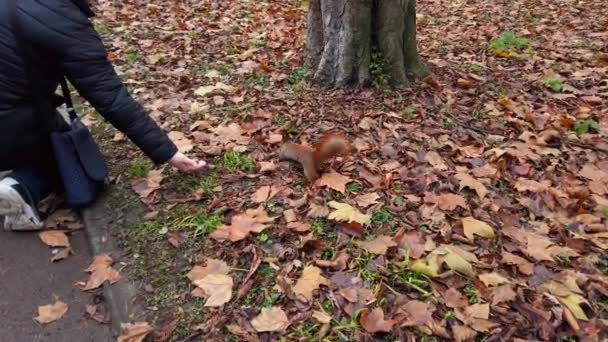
0, 177, 43, 231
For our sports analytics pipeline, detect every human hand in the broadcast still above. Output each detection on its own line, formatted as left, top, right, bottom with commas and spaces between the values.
168, 152, 207, 173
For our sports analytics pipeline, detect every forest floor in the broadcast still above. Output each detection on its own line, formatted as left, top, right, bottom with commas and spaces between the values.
82, 0, 607, 340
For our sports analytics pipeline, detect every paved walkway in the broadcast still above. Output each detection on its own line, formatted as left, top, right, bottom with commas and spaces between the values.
0, 226, 113, 342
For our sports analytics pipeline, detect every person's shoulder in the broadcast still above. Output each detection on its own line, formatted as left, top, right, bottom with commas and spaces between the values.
19, 0, 90, 26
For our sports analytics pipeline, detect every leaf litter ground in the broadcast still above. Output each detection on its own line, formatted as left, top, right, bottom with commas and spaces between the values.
85, 0, 608, 340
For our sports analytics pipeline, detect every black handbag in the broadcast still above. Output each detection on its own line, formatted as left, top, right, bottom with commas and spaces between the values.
10, 0, 108, 208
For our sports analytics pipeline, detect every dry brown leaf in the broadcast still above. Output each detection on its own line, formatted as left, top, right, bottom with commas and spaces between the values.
354, 192, 380, 208
210, 207, 276, 242
38, 230, 70, 248
168, 131, 194, 153
395, 230, 426, 259
250, 307, 290, 332
117, 322, 152, 342
287, 222, 311, 232
455, 173, 488, 199
478, 272, 509, 287
425, 151, 448, 170
464, 303, 490, 320
501, 252, 534, 275
356, 235, 397, 255
424, 193, 468, 211
514, 178, 551, 192
472, 164, 497, 178
131, 170, 163, 199
292, 265, 329, 302
259, 161, 278, 173
194, 274, 233, 307
51, 248, 72, 262
251, 186, 271, 203
35, 300, 68, 324
580, 164, 608, 181
265, 134, 283, 145
316, 171, 352, 194
398, 300, 435, 327
307, 203, 330, 218
441, 288, 468, 308
187, 259, 230, 283
360, 308, 395, 333
491, 284, 517, 305
315, 251, 350, 271
82, 254, 122, 291
452, 324, 478, 342
283, 209, 297, 223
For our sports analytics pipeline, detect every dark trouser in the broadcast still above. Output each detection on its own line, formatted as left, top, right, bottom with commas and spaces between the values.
1, 142, 62, 207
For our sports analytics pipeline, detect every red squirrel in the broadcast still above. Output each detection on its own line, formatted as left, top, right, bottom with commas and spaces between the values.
279, 133, 351, 182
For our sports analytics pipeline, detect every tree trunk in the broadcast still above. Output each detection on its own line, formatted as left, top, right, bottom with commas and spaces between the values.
305, 0, 428, 88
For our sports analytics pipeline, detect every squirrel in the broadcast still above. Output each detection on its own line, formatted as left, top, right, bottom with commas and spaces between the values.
279, 133, 351, 182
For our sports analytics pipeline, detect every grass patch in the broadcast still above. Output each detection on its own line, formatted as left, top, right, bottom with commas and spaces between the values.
464, 284, 479, 304
574, 119, 599, 135
544, 78, 563, 92
126, 160, 153, 179
221, 152, 255, 172
288, 67, 312, 85
182, 213, 223, 237
488, 31, 529, 53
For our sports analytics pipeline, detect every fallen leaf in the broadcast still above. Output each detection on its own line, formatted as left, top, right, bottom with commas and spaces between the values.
441, 288, 468, 308
354, 192, 380, 208
131, 170, 163, 199
259, 161, 278, 173
82, 254, 122, 291
210, 207, 276, 242
251, 186, 271, 203
51, 248, 72, 262
478, 272, 509, 287
461, 217, 495, 241
250, 307, 290, 332
424, 193, 468, 211
265, 134, 283, 145
287, 222, 311, 232
283, 209, 297, 223
452, 324, 478, 342
292, 265, 329, 302
194, 82, 237, 97
168, 131, 194, 153
307, 203, 329, 218
501, 252, 534, 275
187, 259, 231, 283
35, 300, 68, 324
356, 235, 397, 255
558, 293, 590, 320
316, 171, 352, 194
194, 274, 233, 307
315, 251, 350, 270
580, 164, 608, 182
328, 201, 371, 225
513, 178, 550, 192
395, 230, 426, 259
38, 230, 70, 248
472, 164, 497, 178
464, 303, 490, 320
117, 322, 152, 342
312, 310, 332, 324
425, 151, 448, 170
398, 300, 435, 327
455, 173, 488, 199
360, 308, 395, 333
491, 284, 517, 305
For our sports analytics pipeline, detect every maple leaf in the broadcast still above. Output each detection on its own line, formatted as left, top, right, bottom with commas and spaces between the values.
359, 308, 395, 333
398, 300, 436, 327
356, 235, 397, 255
131, 170, 163, 199
194, 274, 233, 307
461, 217, 495, 241
354, 192, 380, 208
210, 207, 276, 242
316, 171, 352, 194
250, 307, 290, 332
491, 284, 517, 305
38, 230, 70, 248
441, 288, 468, 308
501, 252, 534, 275
167, 131, 194, 153
455, 173, 488, 199
472, 164, 497, 178
327, 201, 371, 225
117, 322, 152, 342
81, 254, 122, 291
187, 258, 230, 283
292, 265, 329, 302
424, 193, 468, 211
513, 178, 551, 192
35, 300, 68, 324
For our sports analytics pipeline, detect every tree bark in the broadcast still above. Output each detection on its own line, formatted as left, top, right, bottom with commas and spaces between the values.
306, 0, 428, 88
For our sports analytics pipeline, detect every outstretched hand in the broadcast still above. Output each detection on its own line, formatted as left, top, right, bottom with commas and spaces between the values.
168, 152, 207, 173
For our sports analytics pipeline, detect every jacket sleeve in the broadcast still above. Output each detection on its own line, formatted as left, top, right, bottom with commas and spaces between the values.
21, 2, 178, 164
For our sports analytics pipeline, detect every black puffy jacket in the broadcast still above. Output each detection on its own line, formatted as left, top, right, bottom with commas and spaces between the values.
0, 0, 177, 168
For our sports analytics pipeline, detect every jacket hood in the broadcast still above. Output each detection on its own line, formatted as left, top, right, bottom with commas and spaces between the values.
71, 0, 94, 17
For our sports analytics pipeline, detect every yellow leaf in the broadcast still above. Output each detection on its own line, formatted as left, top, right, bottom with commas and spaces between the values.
438, 247, 476, 277
461, 217, 495, 241
410, 254, 441, 277
328, 201, 371, 225
194, 274, 233, 307
292, 266, 329, 302
312, 310, 332, 324
558, 294, 589, 321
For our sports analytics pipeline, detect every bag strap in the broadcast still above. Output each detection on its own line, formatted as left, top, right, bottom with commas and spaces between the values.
9, 0, 77, 122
